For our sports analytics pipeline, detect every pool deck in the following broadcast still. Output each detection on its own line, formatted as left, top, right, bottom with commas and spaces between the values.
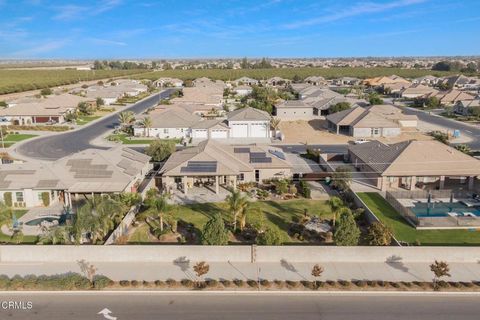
2, 203, 65, 236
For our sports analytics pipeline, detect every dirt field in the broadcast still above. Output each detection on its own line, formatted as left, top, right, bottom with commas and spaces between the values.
279, 119, 434, 144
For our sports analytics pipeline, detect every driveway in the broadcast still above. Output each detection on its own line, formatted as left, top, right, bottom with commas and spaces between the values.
14, 89, 175, 161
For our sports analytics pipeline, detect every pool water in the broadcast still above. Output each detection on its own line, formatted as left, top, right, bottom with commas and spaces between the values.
412, 202, 480, 218
25, 217, 59, 226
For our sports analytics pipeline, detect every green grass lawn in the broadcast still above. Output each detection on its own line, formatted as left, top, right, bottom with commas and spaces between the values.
167, 199, 332, 243
128, 223, 152, 244
76, 115, 102, 125
357, 192, 480, 246
107, 133, 180, 145
3, 134, 38, 145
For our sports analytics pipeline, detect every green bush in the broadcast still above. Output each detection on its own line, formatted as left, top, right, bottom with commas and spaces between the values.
3, 192, 12, 207
93, 275, 114, 289
233, 279, 244, 287
206, 279, 218, 288
0, 273, 99, 290
119, 280, 130, 287
41, 192, 50, 207
154, 280, 165, 287
181, 279, 194, 287
220, 279, 232, 287
247, 279, 258, 288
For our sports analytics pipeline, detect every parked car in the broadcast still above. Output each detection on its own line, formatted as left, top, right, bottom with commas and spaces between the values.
354, 138, 369, 145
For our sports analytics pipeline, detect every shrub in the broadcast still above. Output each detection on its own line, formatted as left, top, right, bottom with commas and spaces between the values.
247, 279, 258, 288
366, 280, 376, 287
274, 279, 284, 288
130, 280, 139, 287
326, 280, 336, 287
260, 279, 271, 288
220, 279, 232, 287
437, 280, 449, 288
41, 192, 50, 207
233, 279, 244, 287
119, 280, 130, 287
154, 280, 165, 287
181, 279, 194, 288
338, 280, 351, 287
301, 280, 315, 290
401, 281, 412, 288
390, 282, 401, 288
3, 192, 12, 207
449, 282, 462, 288
93, 275, 113, 289
286, 280, 300, 288
354, 280, 367, 288
166, 279, 177, 287
206, 279, 218, 288
460, 282, 474, 288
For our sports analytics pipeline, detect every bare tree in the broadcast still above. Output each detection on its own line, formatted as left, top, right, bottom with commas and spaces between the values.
311, 264, 324, 290
193, 261, 210, 288
78, 259, 98, 285
430, 260, 451, 290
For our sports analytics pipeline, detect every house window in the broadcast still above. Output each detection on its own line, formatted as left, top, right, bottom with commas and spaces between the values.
15, 192, 24, 202
237, 173, 245, 182
163, 129, 168, 134
37, 193, 43, 201
371, 128, 380, 135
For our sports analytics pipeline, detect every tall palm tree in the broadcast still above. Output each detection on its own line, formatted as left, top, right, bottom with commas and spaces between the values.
141, 116, 153, 137
226, 190, 249, 231
118, 111, 135, 129
328, 196, 344, 227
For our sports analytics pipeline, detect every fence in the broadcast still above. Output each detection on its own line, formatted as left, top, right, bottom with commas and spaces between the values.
385, 191, 419, 227
104, 204, 140, 245
1, 245, 480, 263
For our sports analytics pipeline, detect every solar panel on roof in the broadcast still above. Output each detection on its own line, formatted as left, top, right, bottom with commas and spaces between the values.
250, 152, 267, 158
250, 157, 272, 163
180, 161, 217, 173
234, 147, 250, 153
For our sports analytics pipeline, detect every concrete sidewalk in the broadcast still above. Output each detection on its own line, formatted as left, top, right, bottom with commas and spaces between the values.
1, 260, 479, 282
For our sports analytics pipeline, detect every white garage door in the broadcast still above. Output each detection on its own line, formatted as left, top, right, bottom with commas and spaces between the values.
211, 130, 228, 139
193, 129, 207, 138
250, 123, 268, 137
231, 124, 248, 137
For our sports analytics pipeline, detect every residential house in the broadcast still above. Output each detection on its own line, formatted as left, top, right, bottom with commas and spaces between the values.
412, 75, 439, 86
304, 76, 327, 86
274, 100, 314, 120
233, 85, 253, 96
226, 107, 271, 138
153, 77, 184, 88
309, 96, 367, 116
330, 77, 361, 86
133, 106, 201, 139
0, 93, 92, 125
400, 84, 439, 99
159, 139, 292, 195
0, 146, 152, 208
454, 99, 480, 116
366, 105, 418, 128
433, 89, 476, 106
326, 106, 401, 137
232, 77, 259, 86
348, 140, 480, 191
191, 119, 231, 140
363, 75, 410, 87
265, 77, 291, 87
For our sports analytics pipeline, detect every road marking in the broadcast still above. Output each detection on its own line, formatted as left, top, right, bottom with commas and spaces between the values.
98, 308, 117, 320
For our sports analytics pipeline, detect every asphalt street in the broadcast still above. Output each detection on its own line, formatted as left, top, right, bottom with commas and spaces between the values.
0, 292, 479, 320
402, 107, 480, 149
15, 89, 175, 161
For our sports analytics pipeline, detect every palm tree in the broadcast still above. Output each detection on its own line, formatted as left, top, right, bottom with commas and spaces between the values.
118, 111, 135, 129
270, 117, 281, 137
0, 203, 13, 229
226, 190, 249, 231
328, 196, 344, 227
141, 116, 153, 137
149, 195, 168, 232
40, 226, 72, 244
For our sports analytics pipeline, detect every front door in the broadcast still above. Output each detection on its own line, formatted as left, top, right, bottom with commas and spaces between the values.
255, 170, 260, 182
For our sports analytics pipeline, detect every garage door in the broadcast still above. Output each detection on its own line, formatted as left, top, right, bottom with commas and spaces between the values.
231, 124, 248, 137
192, 129, 207, 138
250, 123, 268, 137
211, 130, 228, 139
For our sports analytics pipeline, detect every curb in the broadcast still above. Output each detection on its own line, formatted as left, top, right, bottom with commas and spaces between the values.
2, 290, 480, 296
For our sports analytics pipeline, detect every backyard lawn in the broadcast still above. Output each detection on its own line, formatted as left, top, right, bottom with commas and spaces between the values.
357, 192, 480, 246
169, 199, 332, 242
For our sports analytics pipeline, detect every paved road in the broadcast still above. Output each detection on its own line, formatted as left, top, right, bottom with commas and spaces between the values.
15, 89, 175, 161
1, 292, 479, 320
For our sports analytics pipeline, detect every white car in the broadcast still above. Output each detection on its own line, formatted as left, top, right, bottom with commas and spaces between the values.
354, 138, 369, 145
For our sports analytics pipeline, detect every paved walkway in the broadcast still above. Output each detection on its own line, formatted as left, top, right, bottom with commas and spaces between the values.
0, 260, 479, 282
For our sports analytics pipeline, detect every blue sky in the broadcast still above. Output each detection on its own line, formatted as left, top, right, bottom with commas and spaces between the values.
0, 0, 479, 59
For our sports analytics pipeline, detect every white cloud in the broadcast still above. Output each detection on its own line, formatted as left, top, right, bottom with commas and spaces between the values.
12, 39, 71, 57
283, 0, 428, 29
53, 0, 122, 21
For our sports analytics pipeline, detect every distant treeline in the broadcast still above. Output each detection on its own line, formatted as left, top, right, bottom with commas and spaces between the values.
93, 60, 151, 70
134, 67, 461, 82
432, 61, 479, 73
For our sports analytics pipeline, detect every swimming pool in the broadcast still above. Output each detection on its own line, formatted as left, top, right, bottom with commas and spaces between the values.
25, 217, 59, 226
412, 202, 480, 218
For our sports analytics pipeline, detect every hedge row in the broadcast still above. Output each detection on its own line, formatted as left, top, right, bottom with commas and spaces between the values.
0, 273, 113, 290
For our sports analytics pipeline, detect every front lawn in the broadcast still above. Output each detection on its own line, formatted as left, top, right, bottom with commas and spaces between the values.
76, 115, 101, 125
2, 134, 38, 147
357, 192, 480, 246
107, 133, 180, 145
